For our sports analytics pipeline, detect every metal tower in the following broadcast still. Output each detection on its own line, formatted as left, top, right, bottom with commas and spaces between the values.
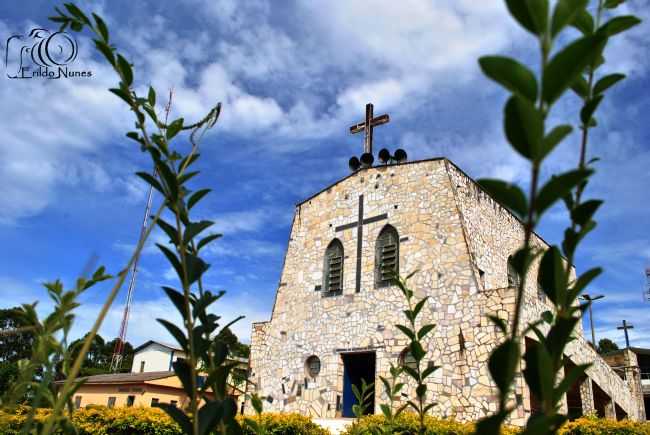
644, 267, 650, 302
109, 176, 156, 372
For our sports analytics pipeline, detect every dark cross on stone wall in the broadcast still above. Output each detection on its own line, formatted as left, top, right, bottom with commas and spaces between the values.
335, 194, 387, 293
349, 103, 390, 154
617, 319, 634, 348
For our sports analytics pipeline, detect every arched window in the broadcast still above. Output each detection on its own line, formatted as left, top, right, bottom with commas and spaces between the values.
305, 355, 321, 377
324, 239, 344, 295
536, 272, 547, 303
375, 225, 399, 288
507, 255, 520, 288
399, 348, 417, 371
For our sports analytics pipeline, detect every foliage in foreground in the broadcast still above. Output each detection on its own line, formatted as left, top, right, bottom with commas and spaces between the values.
343, 414, 650, 435
0, 406, 330, 435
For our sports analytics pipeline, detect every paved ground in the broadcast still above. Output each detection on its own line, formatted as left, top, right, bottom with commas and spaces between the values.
313, 418, 353, 434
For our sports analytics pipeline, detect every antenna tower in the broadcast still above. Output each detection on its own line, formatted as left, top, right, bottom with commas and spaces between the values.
644, 267, 650, 302
109, 176, 155, 372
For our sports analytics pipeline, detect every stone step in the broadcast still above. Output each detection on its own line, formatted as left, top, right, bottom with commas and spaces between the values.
313, 418, 354, 434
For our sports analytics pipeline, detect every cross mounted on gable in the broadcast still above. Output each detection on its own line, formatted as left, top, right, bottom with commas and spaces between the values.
617, 319, 634, 348
349, 103, 390, 155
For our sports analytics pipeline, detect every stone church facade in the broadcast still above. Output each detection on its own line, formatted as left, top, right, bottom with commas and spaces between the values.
246, 157, 644, 424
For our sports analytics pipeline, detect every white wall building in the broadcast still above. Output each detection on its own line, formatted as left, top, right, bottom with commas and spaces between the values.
131, 340, 187, 373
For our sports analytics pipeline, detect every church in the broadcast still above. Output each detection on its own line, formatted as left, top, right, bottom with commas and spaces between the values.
246, 104, 644, 425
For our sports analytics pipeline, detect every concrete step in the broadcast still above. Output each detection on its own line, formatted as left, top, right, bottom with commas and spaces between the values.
313, 418, 354, 434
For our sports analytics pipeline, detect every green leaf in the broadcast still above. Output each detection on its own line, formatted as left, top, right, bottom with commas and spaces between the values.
172, 358, 194, 397
185, 253, 210, 285
92, 13, 109, 41
535, 169, 593, 216
422, 364, 439, 379
157, 319, 188, 350
135, 172, 164, 194
478, 56, 538, 102
538, 247, 565, 305
593, 73, 626, 95
196, 233, 222, 251
184, 220, 214, 245
417, 324, 435, 340
109, 87, 131, 105
410, 341, 426, 361
161, 286, 187, 318
251, 394, 263, 415
188, 189, 211, 210
555, 363, 590, 402
412, 297, 428, 319
505, 0, 548, 35
477, 179, 528, 219
570, 75, 589, 99
167, 118, 184, 139
599, 15, 642, 37
568, 267, 602, 302
156, 403, 192, 434
488, 338, 520, 393
64, 3, 90, 25
543, 34, 607, 104
571, 199, 603, 226
475, 411, 511, 435
157, 161, 179, 200
580, 95, 604, 125
541, 124, 573, 160
604, 0, 625, 8
157, 245, 183, 283
503, 96, 544, 160
198, 401, 224, 435
116, 54, 133, 86
551, 0, 588, 37
488, 315, 508, 334
395, 324, 415, 341
416, 383, 427, 399
156, 218, 180, 246
148, 86, 156, 107
571, 8, 594, 34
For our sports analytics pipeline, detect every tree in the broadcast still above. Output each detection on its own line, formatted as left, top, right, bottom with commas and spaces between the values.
67, 334, 134, 375
0, 307, 35, 396
597, 338, 619, 355
217, 327, 250, 358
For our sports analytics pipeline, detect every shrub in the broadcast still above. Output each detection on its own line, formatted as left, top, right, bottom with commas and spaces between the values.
558, 416, 650, 435
0, 406, 330, 435
237, 412, 330, 435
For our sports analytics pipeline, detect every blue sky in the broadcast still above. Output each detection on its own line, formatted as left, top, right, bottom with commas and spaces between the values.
0, 0, 648, 349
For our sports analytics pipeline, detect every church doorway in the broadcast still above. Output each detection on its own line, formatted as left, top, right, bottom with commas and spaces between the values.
341, 352, 375, 417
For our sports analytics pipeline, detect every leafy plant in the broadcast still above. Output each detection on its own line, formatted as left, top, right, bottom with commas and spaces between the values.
351, 378, 375, 420
474, 0, 640, 434
46, 3, 248, 435
378, 364, 407, 434
243, 394, 267, 435
393, 272, 439, 435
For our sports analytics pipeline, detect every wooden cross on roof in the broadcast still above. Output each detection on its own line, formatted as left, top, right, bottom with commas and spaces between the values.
617, 319, 634, 348
349, 103, 389, 155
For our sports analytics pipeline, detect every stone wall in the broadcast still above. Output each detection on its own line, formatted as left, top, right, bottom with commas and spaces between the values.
246, 158, 643, 423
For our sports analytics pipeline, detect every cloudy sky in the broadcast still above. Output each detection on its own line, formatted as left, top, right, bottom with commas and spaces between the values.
0, 1, 648, 351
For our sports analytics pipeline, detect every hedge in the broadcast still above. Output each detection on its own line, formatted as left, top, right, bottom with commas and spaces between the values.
342, 414, 650, 435
0, 406, 328, 435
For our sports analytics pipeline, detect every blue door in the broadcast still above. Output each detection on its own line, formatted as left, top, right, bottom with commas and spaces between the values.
341, 352, 375, 417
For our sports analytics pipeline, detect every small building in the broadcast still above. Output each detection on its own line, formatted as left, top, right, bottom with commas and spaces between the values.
62, 340, 247, 409
131, 340, 187, 373
602, 347, 650, 420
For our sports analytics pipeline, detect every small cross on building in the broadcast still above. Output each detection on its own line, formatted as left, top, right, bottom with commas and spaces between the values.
349, 103, 389, 155
617, 319, 634, 348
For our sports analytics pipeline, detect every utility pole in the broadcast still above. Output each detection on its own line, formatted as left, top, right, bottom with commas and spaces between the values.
580, 293, 604, 348
617, 319, 634, 348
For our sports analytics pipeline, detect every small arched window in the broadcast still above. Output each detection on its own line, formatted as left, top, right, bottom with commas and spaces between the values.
375, 225, 399, 288
324, 239, 344, 295
305, 355, 321, 377
536, 272, 547, 303
507, 255, 520, 288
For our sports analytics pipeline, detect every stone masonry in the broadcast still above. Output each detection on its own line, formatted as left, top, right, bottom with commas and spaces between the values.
246, 158, 643, 424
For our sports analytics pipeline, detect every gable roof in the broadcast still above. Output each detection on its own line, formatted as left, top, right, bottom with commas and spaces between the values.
55, 371, 175, 385
133, 340, 183, 354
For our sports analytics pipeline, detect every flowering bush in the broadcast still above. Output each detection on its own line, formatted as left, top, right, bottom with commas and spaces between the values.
237, 412, 330, 435
558, 416, 650, 435
0, 406, 330, 434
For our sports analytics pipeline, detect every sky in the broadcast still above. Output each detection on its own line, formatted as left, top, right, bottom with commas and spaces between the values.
0, 0, 648, 352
